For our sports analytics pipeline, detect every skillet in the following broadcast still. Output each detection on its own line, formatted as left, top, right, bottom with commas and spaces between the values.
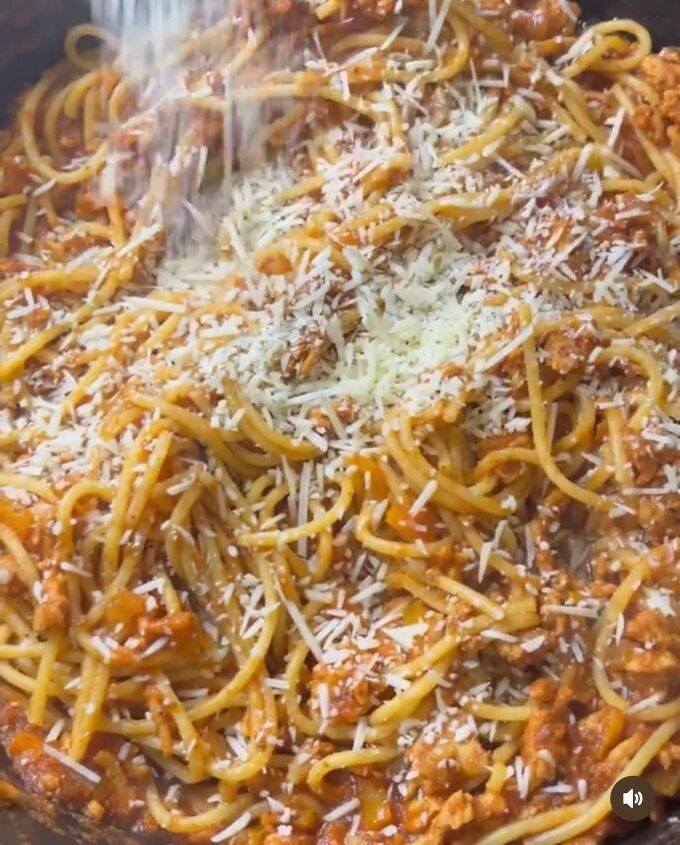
0, 1, 677, 842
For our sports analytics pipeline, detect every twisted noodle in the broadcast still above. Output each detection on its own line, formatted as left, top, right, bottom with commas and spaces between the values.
1, 1, 680, 843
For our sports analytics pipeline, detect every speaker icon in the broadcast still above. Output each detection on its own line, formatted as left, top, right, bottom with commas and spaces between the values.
622, 789, 644, 809
611, 776, 655, 822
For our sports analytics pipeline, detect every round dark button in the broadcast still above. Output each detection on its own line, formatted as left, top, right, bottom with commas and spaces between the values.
610, 776, 656, 822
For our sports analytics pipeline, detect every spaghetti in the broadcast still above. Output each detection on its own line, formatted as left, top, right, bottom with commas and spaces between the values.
1, 0, 680, 843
